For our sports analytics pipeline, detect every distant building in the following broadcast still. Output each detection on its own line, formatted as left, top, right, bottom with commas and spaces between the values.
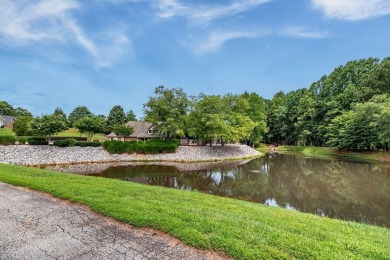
0, 115, 16, 129
106, 121, 163, 141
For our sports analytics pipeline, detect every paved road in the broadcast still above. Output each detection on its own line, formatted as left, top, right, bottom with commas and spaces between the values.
0, 183, 227, 260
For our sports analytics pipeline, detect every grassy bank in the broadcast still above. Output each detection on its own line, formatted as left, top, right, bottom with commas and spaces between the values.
0, 164, 389, 259
260, 145, 390, 164
0, 128, 106, 140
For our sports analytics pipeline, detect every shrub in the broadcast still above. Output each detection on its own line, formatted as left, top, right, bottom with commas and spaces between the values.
0, 135, 16, 145
18, 137, 28, 144
102, 140, 179, 154
102, 140, 128, 154
54, 138, 77, 147
50, 136, 88, 141
27, 136, 48, 145
75, 142, 101, 147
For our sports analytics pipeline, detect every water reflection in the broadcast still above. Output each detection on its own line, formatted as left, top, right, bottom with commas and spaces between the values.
47, 154, 390, 227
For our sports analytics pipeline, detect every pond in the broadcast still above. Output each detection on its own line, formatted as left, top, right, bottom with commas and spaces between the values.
47, 153, 390, 228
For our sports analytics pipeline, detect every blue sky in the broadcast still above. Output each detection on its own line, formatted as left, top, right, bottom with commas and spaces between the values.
1, 0, 390, 118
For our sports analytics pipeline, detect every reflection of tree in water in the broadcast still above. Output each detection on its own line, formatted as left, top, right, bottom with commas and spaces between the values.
264, 154, 390, 227
96, 155, 390, 227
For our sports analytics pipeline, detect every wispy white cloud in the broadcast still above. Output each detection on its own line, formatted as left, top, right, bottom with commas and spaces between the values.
280, 26, 330, 39
155, 0, 273, 24
0, 0, 131, 67
312, 0, 390, 20
185, 29, 266, 55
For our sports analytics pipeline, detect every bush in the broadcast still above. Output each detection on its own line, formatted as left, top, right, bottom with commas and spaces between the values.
102, 140, 179, 154
18, 137, 28, 144
27, 136, 48, 145
0, 135, 16, 145
75, 141, 101, 147
50, 137, 88, 141
54, 138, 77, 147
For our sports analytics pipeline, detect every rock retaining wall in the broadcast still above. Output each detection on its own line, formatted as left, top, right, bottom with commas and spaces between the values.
0, 145, 260, 166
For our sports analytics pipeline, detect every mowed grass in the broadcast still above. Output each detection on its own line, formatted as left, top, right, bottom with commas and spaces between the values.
0, 128, 106, 140
0, 164, 389, 259
54, 128, 107, 141
0, 128, 15, 136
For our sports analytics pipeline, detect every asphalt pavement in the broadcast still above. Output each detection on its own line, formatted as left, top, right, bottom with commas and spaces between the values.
0, 182, 227, 260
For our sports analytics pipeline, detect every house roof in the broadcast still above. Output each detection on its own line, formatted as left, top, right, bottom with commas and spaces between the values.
106, 132, 118, 137
0, 115, 15, 126
125, 121, 162, 138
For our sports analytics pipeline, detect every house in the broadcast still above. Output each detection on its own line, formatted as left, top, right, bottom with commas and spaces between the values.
0, 115, 16, 129
106, 121, 163, 141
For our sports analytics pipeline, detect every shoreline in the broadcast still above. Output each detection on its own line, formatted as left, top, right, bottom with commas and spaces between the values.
258, 145, 390, 164
0, 144, 261, 166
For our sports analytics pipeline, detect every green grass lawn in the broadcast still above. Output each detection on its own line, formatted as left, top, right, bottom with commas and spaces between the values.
54, 128, 107, 140
0, 164, 389, 259
0, 128, 15, 136
0, 128, 107, 141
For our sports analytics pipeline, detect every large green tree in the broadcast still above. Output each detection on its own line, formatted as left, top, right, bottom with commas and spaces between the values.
74, 116, 106, 141
126, 110, 137, 122
144, 86, 189, 139
107, 105, 126, 129
14, 107, 32, 117
113, 124, 134, 141
187, 94, 256, 146
240, 92, 267, 146
12, 116, 33, 136
68, 106, 93, 126
31, 115, 68, 141
0, 101, 14, 116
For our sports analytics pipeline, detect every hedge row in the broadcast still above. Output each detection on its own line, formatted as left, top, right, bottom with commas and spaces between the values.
53, 138, 101, 147
27, 137, 48, 145
50, 136, 88, 141
0, 135, 16, 145
102, 140, 179, 154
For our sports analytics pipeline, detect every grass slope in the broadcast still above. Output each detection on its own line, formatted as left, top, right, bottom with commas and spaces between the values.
0, 164, 389, 259
0, 128, 15, 136
0, 128, 106, 140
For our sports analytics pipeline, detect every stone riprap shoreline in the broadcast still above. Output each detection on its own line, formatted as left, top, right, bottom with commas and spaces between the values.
45, 160, 252, 174
0, 145, 260, 166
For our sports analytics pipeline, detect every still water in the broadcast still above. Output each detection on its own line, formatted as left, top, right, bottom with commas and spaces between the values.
49, 154, 390, 227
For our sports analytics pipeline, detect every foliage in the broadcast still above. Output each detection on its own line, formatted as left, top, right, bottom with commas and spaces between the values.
107, 105, 126, 129
13, 107, 32, 117
18, 136, 28, 144
27, 136, 48, 145
0, 135, 16, 145
53, 138, 77, 147
30, 115, 68, 140
53, 107, 68, 125
0, 164, 389, 259
74, 116, 106, 142
102, 140, 179, 154
0, 101, 15, 115
75, 141, 101, 147
187, 94, 256, 146
68, 106, 93, 126
112, 124, 134, 140
126, 109, 137, 122
266, 57, 390, 150
0, 101, 32, 117
12, 116, 33, 136
240, 92, 267, 146
144, 86, 189, 139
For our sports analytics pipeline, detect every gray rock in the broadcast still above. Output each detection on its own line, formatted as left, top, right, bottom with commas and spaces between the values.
0, 145, 260, 166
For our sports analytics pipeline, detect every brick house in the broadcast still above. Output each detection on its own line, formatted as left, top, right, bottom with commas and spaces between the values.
0, 115, 16, 129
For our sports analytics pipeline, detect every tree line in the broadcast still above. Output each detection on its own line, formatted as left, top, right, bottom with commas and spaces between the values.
1, 57, 389, 150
